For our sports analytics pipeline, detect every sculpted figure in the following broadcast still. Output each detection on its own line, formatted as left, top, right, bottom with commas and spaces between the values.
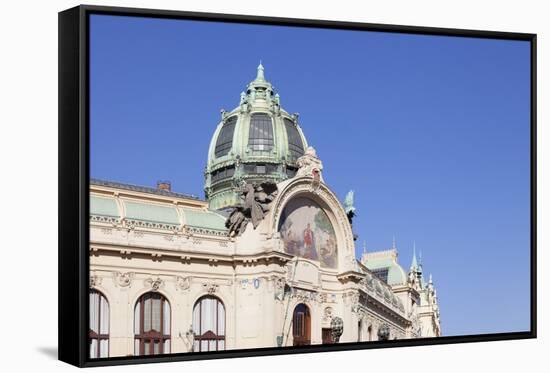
225, 181, 278, 236
296, 146, 324, 184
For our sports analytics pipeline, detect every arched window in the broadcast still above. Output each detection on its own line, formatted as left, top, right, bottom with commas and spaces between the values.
215, 116, 237, 158
368, 325, 373, 341
284, 118, 304, 160
358, 320, 363, 342
134, 292, 171, 355
248, 113, 274, 151
89, 290, 109, 358
192, 296, 226, 352
292, 303, 311, 346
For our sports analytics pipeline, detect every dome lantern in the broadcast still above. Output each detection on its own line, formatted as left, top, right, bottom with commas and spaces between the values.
205, 63, 309, 210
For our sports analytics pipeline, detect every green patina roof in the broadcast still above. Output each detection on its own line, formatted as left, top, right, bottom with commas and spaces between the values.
204, 63, 309, 210
182, 209, 227, 231
123, 201, 180, 225
364, 257, 407, 286
91, 179, 231, 233
90, 195, 119, 217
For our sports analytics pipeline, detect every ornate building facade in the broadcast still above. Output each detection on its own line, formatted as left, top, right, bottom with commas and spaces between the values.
89, 64, 441, 358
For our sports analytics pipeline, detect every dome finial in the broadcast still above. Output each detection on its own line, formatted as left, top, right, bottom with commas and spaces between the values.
256, 61, 265, 81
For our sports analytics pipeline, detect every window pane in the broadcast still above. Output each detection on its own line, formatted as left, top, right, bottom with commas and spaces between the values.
90, 339, 98, 359
194, 340, 199, 352
201, 340, 208, 352
89, 291, 99, 333
134, 301, 141, 334
193, 302, 201, 335
201, 297, 215, 333
217, 302, 225, 336
99, 339, 109, 358
248, 113, 274, 151
215, 116, 237, 157
144, 341, 150, 355
164, 339, 171, 354
152, 296, 161, 332
134, 339, 140, 355
284, 118, 304, 159
163, 299, 171, 335
144, 296, 151, 332
209, 340, 216, 351
153, 340, 160, 355
100, 295, 109, 335
218, 340, 225, 350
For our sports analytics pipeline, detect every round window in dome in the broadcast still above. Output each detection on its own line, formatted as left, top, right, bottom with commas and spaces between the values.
278, 197, 337, 268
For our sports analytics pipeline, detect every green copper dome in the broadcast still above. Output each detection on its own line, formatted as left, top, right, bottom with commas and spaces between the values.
205, 63, 308, 210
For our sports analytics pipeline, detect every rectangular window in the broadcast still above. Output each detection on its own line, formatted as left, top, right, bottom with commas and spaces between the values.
372, 268, 389, 283
248, 113, 274, 151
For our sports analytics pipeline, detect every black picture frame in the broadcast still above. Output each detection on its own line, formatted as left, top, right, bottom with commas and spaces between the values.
58, 4, 537, 368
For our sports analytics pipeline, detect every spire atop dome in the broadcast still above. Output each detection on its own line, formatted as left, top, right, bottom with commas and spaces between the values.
255, 61, 265, 82
392, 235, 396, 250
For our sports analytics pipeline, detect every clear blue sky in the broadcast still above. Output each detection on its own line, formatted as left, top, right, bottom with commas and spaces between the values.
90, 14, 531, 337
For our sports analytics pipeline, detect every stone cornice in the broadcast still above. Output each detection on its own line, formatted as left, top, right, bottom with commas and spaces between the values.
90, 243, 293, 266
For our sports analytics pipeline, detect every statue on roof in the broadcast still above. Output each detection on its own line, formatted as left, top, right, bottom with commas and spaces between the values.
296, 146, 324, 193
343, 190, 356, 224
226, 181, 278, 237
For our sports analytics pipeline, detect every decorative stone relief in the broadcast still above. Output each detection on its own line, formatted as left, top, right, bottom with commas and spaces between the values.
203, 283, 219, 294
90, 273, 101, 288
175, 276, 191, 291
145, 276, 164, 291
296, 146, 324, 184
273, 276, 285, 301
290, 288, 320, 303
113, 272, 134, 288
323, 306, 334, 322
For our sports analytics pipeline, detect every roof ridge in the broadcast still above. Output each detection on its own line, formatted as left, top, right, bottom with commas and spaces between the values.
90, 178, 203, 201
